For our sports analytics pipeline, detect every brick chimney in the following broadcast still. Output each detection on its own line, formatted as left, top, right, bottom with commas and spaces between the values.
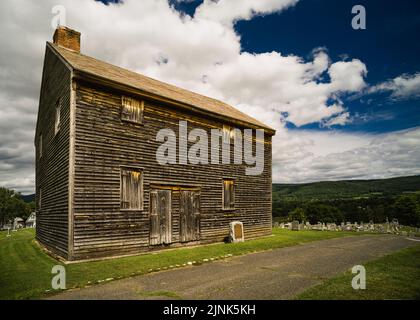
53, 26, 80, 52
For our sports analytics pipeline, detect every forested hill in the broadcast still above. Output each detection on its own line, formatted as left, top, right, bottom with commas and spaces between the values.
21, 194, 35, 203
273, 175, 420, 202
16, 175, 420, 226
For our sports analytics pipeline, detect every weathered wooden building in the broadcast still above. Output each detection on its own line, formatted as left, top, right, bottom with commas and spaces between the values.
35, 26, 275, 261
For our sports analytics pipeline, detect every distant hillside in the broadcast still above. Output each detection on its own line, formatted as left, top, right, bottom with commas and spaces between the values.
21, 194, 35, 203
273, 175, 420, 202
20, 176, 420, 203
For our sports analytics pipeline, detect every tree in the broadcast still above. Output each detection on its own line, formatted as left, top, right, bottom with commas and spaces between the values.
0, 187, 32, 226
304, 203, 344, 224
288, 207, 306, 222
391, 195, 420, 227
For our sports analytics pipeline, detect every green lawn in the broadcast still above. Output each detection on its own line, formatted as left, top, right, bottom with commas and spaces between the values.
297, 244, 420, 300
0, 228, 364, 300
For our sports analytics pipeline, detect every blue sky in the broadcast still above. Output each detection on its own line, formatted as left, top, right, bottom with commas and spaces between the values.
170, 0, 420, 134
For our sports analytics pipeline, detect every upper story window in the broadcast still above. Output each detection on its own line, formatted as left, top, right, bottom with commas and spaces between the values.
39, 134, 43, 159
121, 96, 144, 124
222, 125, 235, 143
55, 98, 61, 135
222, 178, 235, 210
120, 167, 143, 210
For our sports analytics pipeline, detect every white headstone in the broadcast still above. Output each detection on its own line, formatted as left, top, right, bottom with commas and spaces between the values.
229, 221, 244, 243
291, 220, 300, 231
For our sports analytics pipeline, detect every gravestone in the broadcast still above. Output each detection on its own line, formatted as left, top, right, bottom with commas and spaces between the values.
344, 223, 352, 231
291, 220, 300, 231
229, 221, 244, 243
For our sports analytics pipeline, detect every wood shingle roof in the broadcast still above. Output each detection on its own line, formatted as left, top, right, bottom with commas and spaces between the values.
49, 42, 275, 133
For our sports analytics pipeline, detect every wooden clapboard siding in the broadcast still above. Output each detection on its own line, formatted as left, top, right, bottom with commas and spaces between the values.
71, 81, 272, 260
35, 46, 71, 258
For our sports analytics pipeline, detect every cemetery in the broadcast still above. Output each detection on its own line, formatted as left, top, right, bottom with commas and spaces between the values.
273, 219, 420, 237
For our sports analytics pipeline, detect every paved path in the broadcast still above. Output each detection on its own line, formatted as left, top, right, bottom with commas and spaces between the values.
50, 235, 418, 300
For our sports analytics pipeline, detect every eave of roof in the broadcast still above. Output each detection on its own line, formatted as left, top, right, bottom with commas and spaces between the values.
47, 42, 276, 135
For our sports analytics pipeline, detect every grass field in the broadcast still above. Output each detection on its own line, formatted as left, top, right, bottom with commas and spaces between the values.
297, 244, 420, 300
0, 228, 365, 300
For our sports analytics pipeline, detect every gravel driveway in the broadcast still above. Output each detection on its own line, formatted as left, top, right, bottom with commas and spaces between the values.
49, 235, 418, 300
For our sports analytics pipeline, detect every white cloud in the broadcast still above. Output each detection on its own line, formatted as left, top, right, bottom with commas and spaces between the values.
0, 0, 418, 193
321, 112, 351, 127
369, 72, 420, 100
195, 0, 298, 25
273, 127, 420, 183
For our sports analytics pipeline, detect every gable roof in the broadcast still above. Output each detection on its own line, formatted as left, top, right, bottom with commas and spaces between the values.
48, 42, 275, 134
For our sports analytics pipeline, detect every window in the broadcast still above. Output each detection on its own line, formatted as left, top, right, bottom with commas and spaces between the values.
39, 134, 43, 159
55, 98, 61, 134
120, 167, 143, 210
222, 179, 235, 210
38, 188, 42, 210
222, 125, 235, 143
121, 96, 144, 124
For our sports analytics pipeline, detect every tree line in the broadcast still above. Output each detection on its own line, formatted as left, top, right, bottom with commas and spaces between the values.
0, 187, 35, 227
274, 194, 420, 227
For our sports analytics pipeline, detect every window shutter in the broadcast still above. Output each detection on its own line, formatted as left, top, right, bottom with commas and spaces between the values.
38, 188, 42, 210
230, 182, 235, 209
223, 180, 228, 209
193, 192, 201, 240
121, 96, 144, 124
121, 169, 129, 209
149, 191, 160, 245
223, 179, 235, 209
55, 98, 61, 134
222, 125, 231, 143
39, 134, 43, 159
120, 168, 143, 210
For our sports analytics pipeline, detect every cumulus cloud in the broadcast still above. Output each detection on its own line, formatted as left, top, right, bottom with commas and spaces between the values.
195, 0, 298, 25
0, 0, 418, 193
368, 72, 420, 100
273, 127, 420, 183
